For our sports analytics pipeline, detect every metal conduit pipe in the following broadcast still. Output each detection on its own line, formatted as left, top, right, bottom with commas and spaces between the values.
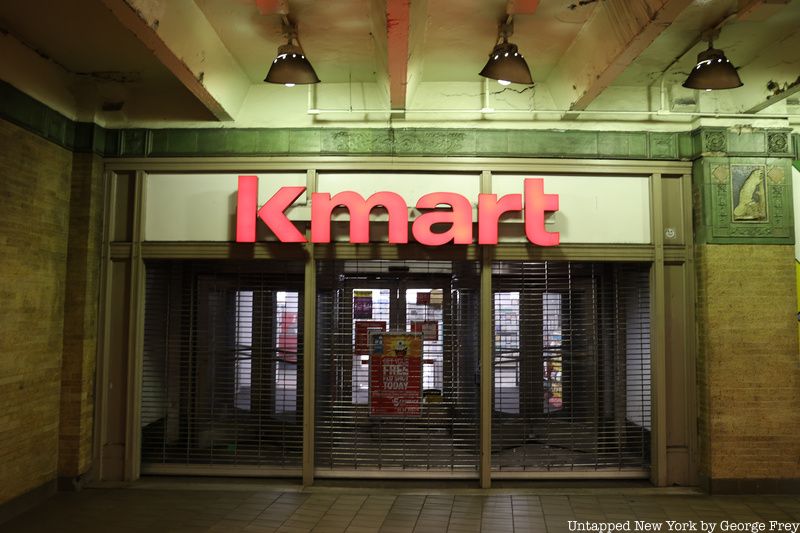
305, 107, 797, 119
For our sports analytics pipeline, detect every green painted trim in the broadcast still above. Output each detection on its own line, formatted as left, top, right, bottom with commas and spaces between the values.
133, 127, 693, 160
0, 80, 105, 154
0, 78, 797, 161
100, 126, 789, 160
792, 134, 800, 160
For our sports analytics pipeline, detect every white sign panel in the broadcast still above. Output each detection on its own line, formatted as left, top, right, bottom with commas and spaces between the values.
144, 173, 307, 241
144, 172, 651, 244
493, 175, 651, 244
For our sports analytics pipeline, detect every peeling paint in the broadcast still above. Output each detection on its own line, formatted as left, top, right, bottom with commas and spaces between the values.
1, 23, 142, 84
492, 86, 535, 95
767, 77, 800, 97
80, 71, 142, 83
568, 0, 601, 10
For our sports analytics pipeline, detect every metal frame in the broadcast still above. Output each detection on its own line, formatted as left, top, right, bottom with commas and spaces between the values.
103, 156, 691, 174
682, 172, 699, 486
94, 155, 694, 486
649, 172, 668, 487
90, 170, 116, 482
302, 170, 317, 486
143, 465, 302, 477
479, 170, 493, 488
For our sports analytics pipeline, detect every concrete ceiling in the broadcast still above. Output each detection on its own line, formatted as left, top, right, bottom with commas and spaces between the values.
1, 0, 799, 126
195, 0, 381, 84
0, 0, 216, 121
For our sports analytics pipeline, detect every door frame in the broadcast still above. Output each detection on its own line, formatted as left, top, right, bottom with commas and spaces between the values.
93, 157, 695, 488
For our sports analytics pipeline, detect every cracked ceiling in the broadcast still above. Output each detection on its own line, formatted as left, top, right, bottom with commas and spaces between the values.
1, 0, 799, 128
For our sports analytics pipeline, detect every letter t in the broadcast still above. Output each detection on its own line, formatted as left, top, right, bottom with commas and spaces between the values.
524, 178, 560, 246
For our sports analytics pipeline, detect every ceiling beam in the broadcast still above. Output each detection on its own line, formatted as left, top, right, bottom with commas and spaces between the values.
737, 0, 791, 21
256, 0, 290, 15
100, 0, 250, 121
386, 0, 411, 111
369, 0, 390, 109
506, 0, 539, 15
405, 0, 428, 110
546, 0, 694, 113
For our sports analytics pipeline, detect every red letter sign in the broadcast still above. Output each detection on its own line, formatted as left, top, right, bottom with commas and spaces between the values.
477, 193, 523, 244
257, 186, 307, 242
524, 178, 560, 246
236, 175, 258, 242
235, 176, 306, 243
311, 191, 408, 244
412, 192, 473, 246
237, 176, 560, 247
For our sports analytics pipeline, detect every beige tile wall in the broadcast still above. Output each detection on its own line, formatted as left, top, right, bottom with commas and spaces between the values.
696, 244, 800, 481
0, 119, 73, 502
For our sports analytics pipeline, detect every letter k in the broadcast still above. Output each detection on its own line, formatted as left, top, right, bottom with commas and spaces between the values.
258, 186, 307, 242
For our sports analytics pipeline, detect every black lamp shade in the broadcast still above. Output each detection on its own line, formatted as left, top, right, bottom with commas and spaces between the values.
264, 43, 320, 85
479, 41, 533, 85
682, 46, 742, 90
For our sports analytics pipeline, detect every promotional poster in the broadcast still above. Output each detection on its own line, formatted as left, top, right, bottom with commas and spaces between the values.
368, 331, 423, 417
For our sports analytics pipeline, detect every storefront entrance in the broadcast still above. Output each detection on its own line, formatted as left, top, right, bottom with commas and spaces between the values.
314, 260, 481, 475
98, 162, 695, 485
139, 259, 651, 477
491, 261, 651, 474
140, 261, 305, 470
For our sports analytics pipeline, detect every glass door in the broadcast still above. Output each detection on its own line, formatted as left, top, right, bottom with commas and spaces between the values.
140, 261, 304, 469
491, 261, 652, 473
315, 260, 480, 474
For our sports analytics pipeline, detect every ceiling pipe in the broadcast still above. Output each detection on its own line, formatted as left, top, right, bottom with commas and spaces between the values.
481, 78, 494, 113
304, 106, 796, 119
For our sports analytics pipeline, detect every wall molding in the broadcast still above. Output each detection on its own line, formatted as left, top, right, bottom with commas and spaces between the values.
2, 79, 799, 161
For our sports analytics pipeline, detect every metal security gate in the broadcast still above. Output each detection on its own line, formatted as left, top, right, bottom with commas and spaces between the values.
141, 261, 304, 470
315, 260, 480, 474
492, 261, 651, 473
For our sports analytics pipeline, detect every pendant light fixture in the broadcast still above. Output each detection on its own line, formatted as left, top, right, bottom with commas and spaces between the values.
682, 40, 742, 91
264, 18, 320, 87
479, 18, 533, 86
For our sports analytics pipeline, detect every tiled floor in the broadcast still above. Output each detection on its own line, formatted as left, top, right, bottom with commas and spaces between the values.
2, 482, 799, 533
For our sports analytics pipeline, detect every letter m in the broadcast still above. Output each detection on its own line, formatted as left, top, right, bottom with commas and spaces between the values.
311, 191, 408, 244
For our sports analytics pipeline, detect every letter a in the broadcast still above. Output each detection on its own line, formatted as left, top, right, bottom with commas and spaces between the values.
412, 192, 473, 245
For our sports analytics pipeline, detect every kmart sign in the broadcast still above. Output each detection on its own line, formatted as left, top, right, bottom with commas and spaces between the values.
235, 175, 560, 246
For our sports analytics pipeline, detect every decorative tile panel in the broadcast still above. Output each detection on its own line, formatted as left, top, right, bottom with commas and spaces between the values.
695, 157, 794, 244
767, 131, 790, 154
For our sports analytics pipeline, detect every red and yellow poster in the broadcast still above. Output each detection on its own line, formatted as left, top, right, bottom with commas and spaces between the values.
368, 332, 423, 416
